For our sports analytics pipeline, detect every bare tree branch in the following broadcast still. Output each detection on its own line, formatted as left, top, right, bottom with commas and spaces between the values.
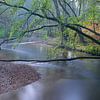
21, 24, 58, 36
18, 12, 29, 16
0, 1, 30, 12
58, 0, 71, 17
0, 37, 16, 46
46, 9, 57, 19
0, 7, 10, 15
0, 56, 99, 62
63, 0, 77, 17
22, 13, 33, 30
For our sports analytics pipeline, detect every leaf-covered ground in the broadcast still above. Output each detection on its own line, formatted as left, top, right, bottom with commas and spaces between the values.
0, 62, 40, 94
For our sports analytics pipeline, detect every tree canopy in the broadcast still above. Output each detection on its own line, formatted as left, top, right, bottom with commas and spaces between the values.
0, 0, 100, 45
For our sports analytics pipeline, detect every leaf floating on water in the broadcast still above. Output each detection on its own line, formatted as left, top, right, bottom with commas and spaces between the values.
0, 62, 40, 94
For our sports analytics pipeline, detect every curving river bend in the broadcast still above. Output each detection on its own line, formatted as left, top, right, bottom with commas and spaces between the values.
0, 43, 100, 100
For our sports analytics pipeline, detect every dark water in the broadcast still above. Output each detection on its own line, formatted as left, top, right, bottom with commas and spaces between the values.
0, 43, 100, 100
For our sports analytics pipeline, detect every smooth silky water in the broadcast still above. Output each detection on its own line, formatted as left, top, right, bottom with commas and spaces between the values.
0, 43, 100, 100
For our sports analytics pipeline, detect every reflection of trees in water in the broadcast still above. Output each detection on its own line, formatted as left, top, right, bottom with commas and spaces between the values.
84, 59, 100, 77
0, 50, 16, 60
0, 79, 100, 100
46, 47, 70, 59
35, 65, 84, 81
43, 80, 100, 100
46, 48, 63, 59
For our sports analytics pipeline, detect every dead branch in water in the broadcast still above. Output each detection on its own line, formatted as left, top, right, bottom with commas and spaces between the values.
0, 56, 99, 62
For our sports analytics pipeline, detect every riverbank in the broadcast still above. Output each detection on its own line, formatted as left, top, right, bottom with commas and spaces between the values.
33, 37, 100, 56
1, 36, 100, 56
20, 38, 100, 56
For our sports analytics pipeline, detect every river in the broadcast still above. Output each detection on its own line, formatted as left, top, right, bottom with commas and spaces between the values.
0, 43, 100, 100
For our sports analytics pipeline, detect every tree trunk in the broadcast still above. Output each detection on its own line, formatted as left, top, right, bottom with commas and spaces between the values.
53, 0, 64, 46
78, 27, 86, 45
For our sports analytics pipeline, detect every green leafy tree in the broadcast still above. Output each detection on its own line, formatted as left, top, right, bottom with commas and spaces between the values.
0, 0, 99, 46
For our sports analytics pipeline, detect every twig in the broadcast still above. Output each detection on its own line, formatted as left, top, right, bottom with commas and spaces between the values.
0, 7, 10, 15
63, 0, 77, 17
21, 24, 58, 36
58, 0, 70, 17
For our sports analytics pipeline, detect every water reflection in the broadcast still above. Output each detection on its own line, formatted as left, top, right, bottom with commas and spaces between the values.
0, 80, 100, 100
18, 82, 43, 100
1, 43, 91, 60
0, 43, 100, 100
42, 79, 100, 100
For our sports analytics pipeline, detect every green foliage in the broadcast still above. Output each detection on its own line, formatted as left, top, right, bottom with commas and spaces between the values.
29, 18, 44, 29
42, 0, 52, 10
31, 0, 41, 10
9, 19, 25, 38
40, 0, 52, 16
5, 0, 11, 3
0, 0, 99, 48
31, 0, 52, 13
5, 0, 25, 5
58, 15, 65, 23
47, 47, 63, 59
85, 45, 100, 55
42, 33, 48, 40
84, 0, 100, 23
0, 27, 4, 38
10, 0, 25, 15
67, 17, 78, 24
16, 0, 25, 6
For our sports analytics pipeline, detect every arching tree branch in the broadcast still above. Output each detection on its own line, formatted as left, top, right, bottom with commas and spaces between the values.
71, 24, 100, 36
0, 1, 30, 12
64, 24, 100, 45
25, 24, 58, 32
20, 24, 58, 36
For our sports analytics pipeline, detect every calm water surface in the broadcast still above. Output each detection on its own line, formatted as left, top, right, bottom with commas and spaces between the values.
0, 43, 100, 100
